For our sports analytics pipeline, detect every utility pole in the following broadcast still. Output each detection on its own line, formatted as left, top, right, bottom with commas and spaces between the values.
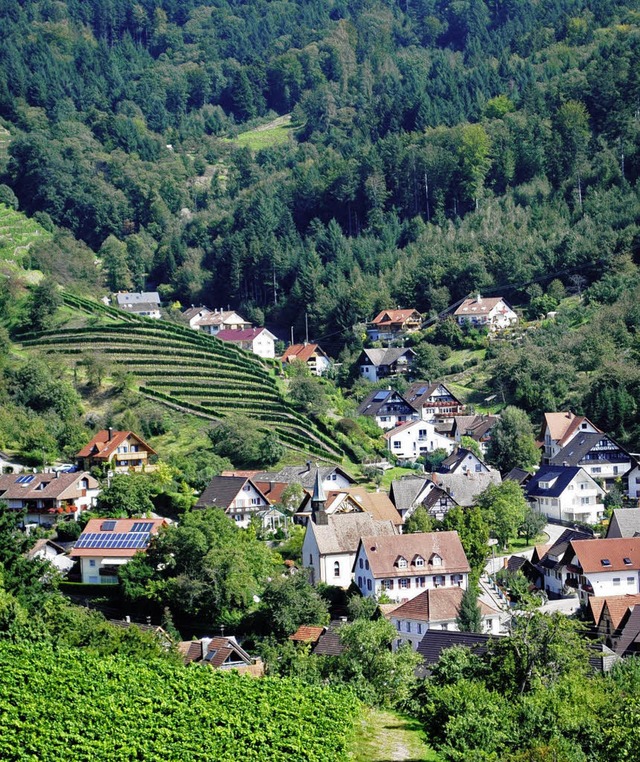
290, 326, 294, 346
424, 172, 430, 221
305, 312, 309, 344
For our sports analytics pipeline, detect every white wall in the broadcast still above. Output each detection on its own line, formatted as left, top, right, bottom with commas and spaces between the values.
301, 528, 354, 588
387, 423, 456, 462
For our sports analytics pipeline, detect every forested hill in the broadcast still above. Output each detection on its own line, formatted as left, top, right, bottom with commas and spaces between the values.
1, 0, 640, 355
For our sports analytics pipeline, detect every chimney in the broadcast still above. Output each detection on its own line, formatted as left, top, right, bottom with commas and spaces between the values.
125, 615, 130, 623
55, 471, 59, 479
108, 427, 113, 442
201, 637, 213, 660
477, 293, 482, 303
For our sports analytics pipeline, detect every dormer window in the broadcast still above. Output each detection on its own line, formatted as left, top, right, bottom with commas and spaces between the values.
413, 556, 425, 568
430, 553, 442, 567
624, 558, 633, 566
601, 559, 611, 567
397, 556, 408, 569
539, 481, 550, 490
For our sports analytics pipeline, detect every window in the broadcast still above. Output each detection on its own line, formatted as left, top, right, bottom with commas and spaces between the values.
251, 498, 261, 505
367, 579, 372, 591
89, 560, 96, 568
414, 557, 424, 567
331, 474, 337, 480
243, 485, 251, 491
442, 623, 449, 631
430, 554, 442, 567
451, 574, 463, 586
333, 561, 340, 577
359, 558, 363, 569
396, 621, 401, 631
613, 578, 621, 586
393, 441, 401, 449
358, 576, 362, 588
406, 621, 411, 632
417, 623, 422, 634
475, 464, 482, 472
382, 579, 394, 590
434, 575, 445, 587
309, 555, 313, 564
400, 579, 409, 589
580, 497, 591, 505
365, 560, 370, 571
416, 577, 426, 588
628, 577, 635, 585
397, 557, 408, 569
234, 515, 243, 522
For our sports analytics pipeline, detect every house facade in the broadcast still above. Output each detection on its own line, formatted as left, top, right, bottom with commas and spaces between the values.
438, 447, 492, 475
76, 429, 156, 473
540, 412, 601, 464
281, 343, 331, 376
388, 587, 502, 650
451, 414, 498, 455
526, 465, 606, 525
389, 477, 459, 523
358, 348, 415, 383
194, 310, 252, 335
71, 518, 167, 584
357, 389, 419, 431
562, 538, 640, 603
115, 292, 162, 319
453, 295, 517, 330
353, 531, 470, 602
215, 328, 276, 359
0, 471, 100, 526
384, 420, 456, 462
195, 476, 270, 528
367, 309, 422, 342
183, 305, 213, 328
404, 382, 465, 422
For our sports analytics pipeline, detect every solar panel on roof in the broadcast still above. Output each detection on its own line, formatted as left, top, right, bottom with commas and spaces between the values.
131, 522, 153, 533
373, 391, 389, 401
416, 386, 427, 395
101, 521, 116, 531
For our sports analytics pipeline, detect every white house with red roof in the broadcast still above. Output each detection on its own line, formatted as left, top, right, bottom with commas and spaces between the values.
76, 429, 156, 474
540, 411, 602, 464
562, 537, 640, 603
454, 295, 517, 331
367, 309, 422, 342
71, 517, 167, 584
281, 343, 331, 376
384, 420, 456, 462
193, 309, 251, 335
354, 531, 470, 602
215, 327, 276, 358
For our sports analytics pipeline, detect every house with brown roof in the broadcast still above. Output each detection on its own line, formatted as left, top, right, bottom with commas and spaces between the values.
387, 587, 502, 650
178, 636, 264, 675
453, 294, 517, 331
540, 411, 601, 464
76, 429, 156, 474
115, 291, 162, 319
357, 388, 419, 431
562, 537, 640, 603
70, 517, 167, 584
389, 477, 459, 523
358, 347, 416, 383
367, 309, 422, 342
354, 531, 470, 602
0, 471, 100, 526
451, 414, 499, 455
531, 528, 592, 597
215, 327, 276, 359
193, 309, 251, 335
281, 343, 331, 376
195, 476, 270, 529
591, 594, 640, 645
438, 447, 494, 477
182, 305, 213, 328
404, 382, 465, 422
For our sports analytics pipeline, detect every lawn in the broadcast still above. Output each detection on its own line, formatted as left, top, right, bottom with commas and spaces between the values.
234, 114, 296, 150
504, 532, 547, 554
350, 709, 441, 762
380, 466, 420, 490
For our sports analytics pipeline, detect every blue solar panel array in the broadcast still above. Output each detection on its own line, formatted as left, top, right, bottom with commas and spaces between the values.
373, 391, 389, 402
15, 475, 35, 484
101, 520, 117, 531
131, 522, 154, 533
75, 532, 151, 550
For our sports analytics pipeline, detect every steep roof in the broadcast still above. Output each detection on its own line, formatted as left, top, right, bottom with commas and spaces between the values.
311, 513, 396, 555
282, 343, 329, 363
215, 327, 275, 342
416, 630, 495, 667
526, 465, 585, 498
404, 382, 461, 408
357, 389, 417, 418
569, 537, 640, 574
358, 531, 470, 578
614, 606, 640, 657
504, 467, 532, 485
196, 310, 248, 326
454, 296, 510, 317
253, 465, 355, 490
600, 594, 640, 630
430, 470, 501, 507
196, 476, 264, 510
550, 432, 634, 468
452, 414, 498, 441
389, 477, 429, 514
76, 430, 155, 460
313, 620, 347, 656
177, 636, 253, 667
360, 347, 416, 367
70, 518, 166, 558
607, 509, 640, 539
116, 291, 160, 306
543, 412, 602, 446
0, 471, 98, 501
289, 625, 325, 644
440, 447, 486, 473
421, 485, 459, 511
389, 587, 498, 623
371, 309, 421, 326
182, 305, 211, 320
325, 487, 403, 525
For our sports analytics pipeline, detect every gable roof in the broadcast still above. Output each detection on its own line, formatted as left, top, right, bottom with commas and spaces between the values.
76, 430, 156, 460
196, 476, 264, 510
70, 518, 166, 558
504, 467, 532, 485
282, 343, 329, 363
215, 327, 275, 342
196, 310, 249, 327
358, 531, 470, 578
389, 477, 429, 514
416, 630, 495, 668
533, 528, 593, 571
310, 513, 396, 555
389, 587, 498, 623
543, 412, 602, 445
116, 291, 160, 307
404, 381, 461, 408
313, 620, 347, 656
439, 447, 486, 473
357, 389, 417, 418
550, 432, 634, 468
452, 414, 498, 441
600, 594, 640, 631
325, 487, 403, 525
289, 625, 325, 644
0, 471, 98, 501
614, 605, 640, 657
607, 509, 640, 539
360, 348, 416, 367
178, 636, 253, 666
568, 537, 640, 574
526, 466, 586, 498
430, 470, 501, 507
421, 485, 459, 512
371, 309, 421, 327
182, 305, 212, 320
454, 295, 510, 317
252, 465, 355, 490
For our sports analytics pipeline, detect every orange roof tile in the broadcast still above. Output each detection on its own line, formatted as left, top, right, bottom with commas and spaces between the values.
282, 343, 327, 363
570, 538, 640, 574
76, 430, 156, 460
289, 625, 325, 643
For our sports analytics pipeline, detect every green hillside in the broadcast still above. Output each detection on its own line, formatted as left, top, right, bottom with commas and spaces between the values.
0, 203, 50, 277
18, 292, 344, 461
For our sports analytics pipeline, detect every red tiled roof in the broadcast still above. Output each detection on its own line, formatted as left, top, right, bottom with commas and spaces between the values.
282, 343, 326, 363
388, 587, 498, 623
216, 328, 271, 342
76, 430, 155, 460
600, 594, 640, 630
570, 538, 640, 574
359, 531, 470, 578
70, 518, 166, 558
289, 625, 325, 643
371, 309, 421, 326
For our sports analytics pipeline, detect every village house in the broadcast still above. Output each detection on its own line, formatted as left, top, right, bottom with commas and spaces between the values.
115, 291, 162, 319
453, 294, 517, 331
388, 587, 502, 650
353, 531, 470, 602
193, 309, 252, 335
358, 347, 416, 383
451, 414, 499, 455
526, 465, 606, 525
182, 305, 213, 328
428, 469, 502, 508
549, 432, 640, 495
438, 447, 494, 476
70, 518, 167, 584
250, 464, 356, 493
562, 537, 640, 603
540, 412, 602, 464
384, 420, 456, 462
532, 528, 593, 597
195, 476, 270, 528
27, 538, 75, 575
416, 630, 496, 674
366, 309, 422, 342
320, 487, 403, 529
178, 636, 264, 675
215, 327, 276, 359
0, 471, 99, 526
389, 477, 459, 523
607, 509, 640, 539
281, 343, 331, 376
357, 388, 419, 431
76, 429, 156, 474
590, 593, 640, 647
403, 382, 465, 422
